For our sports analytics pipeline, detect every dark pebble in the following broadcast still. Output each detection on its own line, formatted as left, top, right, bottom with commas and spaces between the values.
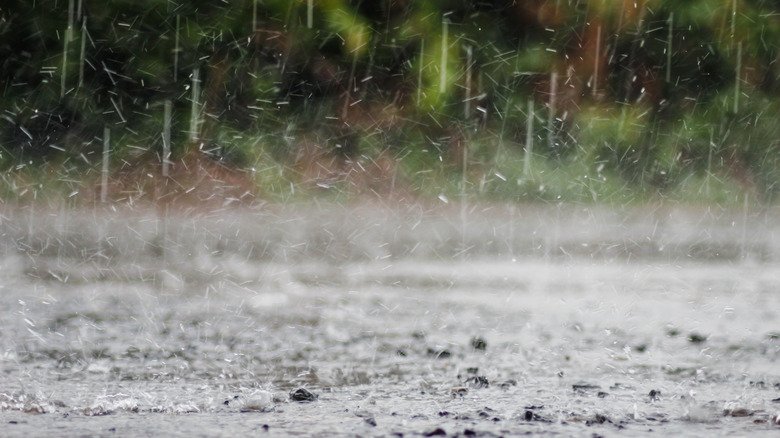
427, 348, 452, 359
572, 382, 600, 393
477, 407, 500, 421
289, 388, 318, 402
364, 417, 377, 427
466, 376, 489, 389
724, 408, 753, 417
523, 410, 546, 422
424, 427, 447, 436
597, 392, 609, 398
771, 397, 780, 403
688, 333, 707, 344
648, 389, 661, 401
586, 414, 612, 425
471, 337, 487, 351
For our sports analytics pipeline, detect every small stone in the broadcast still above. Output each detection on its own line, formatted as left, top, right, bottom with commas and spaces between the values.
289, 388, 317, 403
688, 333, 707, 344
24, 403, 45, 414
424, 427, 447, 436
648, 389, 661, 401
427, 348, 451, 359
470, 337, 487, 351
450, 387, 468, 398
586, 413, 612, 425
724, 408, 753, 417
466, 376, 489, 389
572, 382, 600, 393
478, 407, 498, 420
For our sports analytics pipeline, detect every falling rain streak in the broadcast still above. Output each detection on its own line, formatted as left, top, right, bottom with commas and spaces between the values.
101, 127, 109, 203
189, 68, 200, 143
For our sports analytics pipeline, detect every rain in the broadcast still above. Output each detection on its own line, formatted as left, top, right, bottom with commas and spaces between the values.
2, 0, 780, 436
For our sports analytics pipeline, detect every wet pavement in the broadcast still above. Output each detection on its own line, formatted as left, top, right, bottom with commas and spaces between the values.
1, 204, 780, 437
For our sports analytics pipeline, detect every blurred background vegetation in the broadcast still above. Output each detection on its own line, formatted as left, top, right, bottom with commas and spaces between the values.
1, 0, 780, 205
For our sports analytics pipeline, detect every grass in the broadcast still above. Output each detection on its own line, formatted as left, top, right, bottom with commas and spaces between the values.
0, 98, 773, 210
0, 140, 761, 210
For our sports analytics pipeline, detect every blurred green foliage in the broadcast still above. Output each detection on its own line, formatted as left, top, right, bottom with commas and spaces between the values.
1, 0, 780, 203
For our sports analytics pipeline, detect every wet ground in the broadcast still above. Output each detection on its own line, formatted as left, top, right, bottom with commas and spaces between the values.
1, 203, 780, 437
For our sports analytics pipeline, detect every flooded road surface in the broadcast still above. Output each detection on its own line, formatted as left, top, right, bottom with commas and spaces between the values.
1, 204, 780, 437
